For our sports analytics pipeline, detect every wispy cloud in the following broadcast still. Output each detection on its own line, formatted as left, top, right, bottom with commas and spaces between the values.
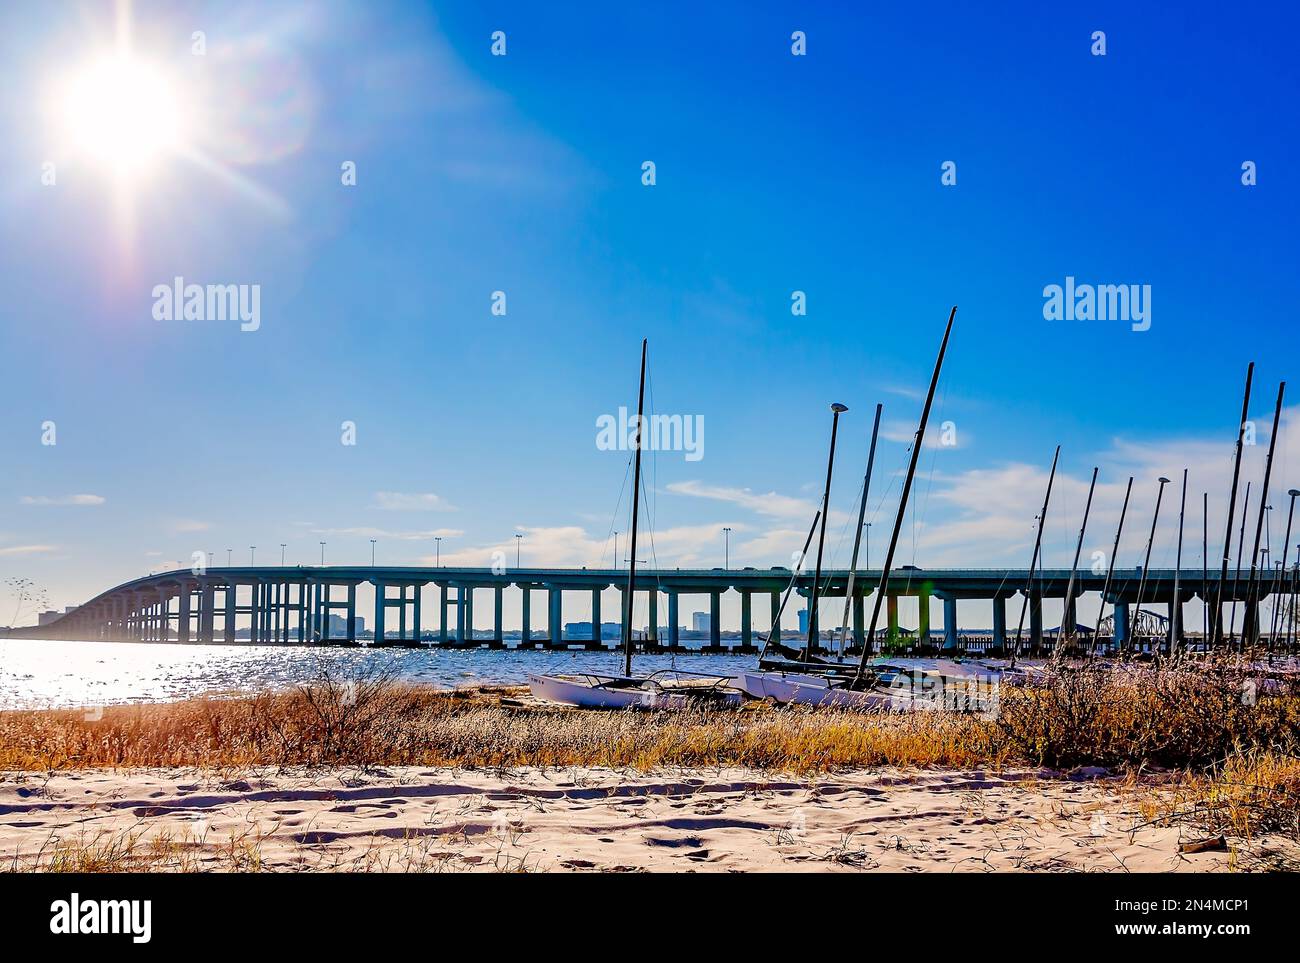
0, 544, 57, 556
371, 491, 456, 512
309, 526, 463, 541
666, 481, 817, 519
169, 519, 211, 533
19, 494, 105, 506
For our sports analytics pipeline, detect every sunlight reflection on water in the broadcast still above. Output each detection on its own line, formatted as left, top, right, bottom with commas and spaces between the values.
0, 638, 758, 709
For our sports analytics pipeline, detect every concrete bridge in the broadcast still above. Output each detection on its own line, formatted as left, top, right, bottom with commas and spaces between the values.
11, 565, 1293, 653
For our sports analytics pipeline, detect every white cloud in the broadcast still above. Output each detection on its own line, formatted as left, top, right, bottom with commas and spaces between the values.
169, 519, 211, 533
20, 494, 105, 506
372, 491, 456, 512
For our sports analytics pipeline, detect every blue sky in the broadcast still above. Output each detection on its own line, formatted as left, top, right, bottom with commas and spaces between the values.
1, 1, 1297, 629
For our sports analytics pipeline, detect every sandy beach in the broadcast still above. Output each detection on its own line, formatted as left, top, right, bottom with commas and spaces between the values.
0, 765, 1275, 872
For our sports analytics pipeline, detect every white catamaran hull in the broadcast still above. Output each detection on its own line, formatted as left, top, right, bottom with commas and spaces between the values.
528, 673, 745, 709
733, 662, 1006, 712
731, 670, 896, 709
527, 674, 651, 709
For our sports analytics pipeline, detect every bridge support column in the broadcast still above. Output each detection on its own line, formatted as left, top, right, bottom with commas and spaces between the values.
993, 596, 1007, 650
491, 586, 503, 648
1029, 591, 1044, 652
346, 584, 357, 641
943, 596, 958, 651
225, 584, 236, 643
853, 592, 865, 650
887, 594, 899, 643
178, 584, 192, 643
438, 585, 448, 643
668, 590, 680, 649
465, 586, 474, 644
740, 591, 752, 650
1113, 602, 1130, 647
589, 588, 602, 649
648, 589, 659, 645
918, 589, 931, 646
373, 581, 386, 644
520, 587, 531, 646
319, 583, 331, 641
709, 591, 721, 650
548, 587, 562, 647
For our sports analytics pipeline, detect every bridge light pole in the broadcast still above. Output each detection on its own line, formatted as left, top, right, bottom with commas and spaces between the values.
613, 531, 619, 570
435, 536, 441, 567
280, 544, 286, 566
250, 546, 256, 565
319, 542, 326, 566
515, 533, 522, 568
723, 527, 731, 569
370, 539, 376, 566
227, 549, 232, 567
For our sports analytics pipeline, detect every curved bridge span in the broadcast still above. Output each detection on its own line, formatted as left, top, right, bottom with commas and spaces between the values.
8, 565, 1282, 653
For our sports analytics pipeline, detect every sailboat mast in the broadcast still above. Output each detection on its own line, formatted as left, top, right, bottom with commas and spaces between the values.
758, 510, 822, 662
1230, 483, 1252, 647
1213, 363, 1254, 648
1060, 466, 1099, 654
1090, 476, 1133, 658
1170, 469, 1188, 657
804, 403, 849, 660
836, 404, 883, 661
1202, 492, 1209, 645
1127, 476, 1172, 655
622, 339, 648, 678
1011, 446, 1060, 664
853, 307, 955, 683
1243, 381, 1286, 647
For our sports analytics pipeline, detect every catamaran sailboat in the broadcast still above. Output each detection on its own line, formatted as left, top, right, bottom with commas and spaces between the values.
730, 307, 1011, 709
528, 339, 742, 709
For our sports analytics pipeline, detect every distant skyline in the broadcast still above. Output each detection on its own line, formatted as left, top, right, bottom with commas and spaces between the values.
2, 1, 1298, 632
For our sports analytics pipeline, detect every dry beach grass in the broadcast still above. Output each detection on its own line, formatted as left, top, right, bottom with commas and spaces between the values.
1, 660, 1297, 871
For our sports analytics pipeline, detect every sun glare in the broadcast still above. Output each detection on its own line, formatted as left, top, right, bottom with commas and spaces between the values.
58, 55, 185, 175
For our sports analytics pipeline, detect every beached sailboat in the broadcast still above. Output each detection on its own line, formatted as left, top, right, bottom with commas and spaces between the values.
528, 340, 741, 709
733, 307, 1004, 709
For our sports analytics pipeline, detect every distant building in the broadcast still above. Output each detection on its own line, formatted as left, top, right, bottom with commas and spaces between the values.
563, 621, 621, 640
691, 612, 712, 632
37, 605, 79, 627
310, 613, 365, 638
798, 608, 809, 634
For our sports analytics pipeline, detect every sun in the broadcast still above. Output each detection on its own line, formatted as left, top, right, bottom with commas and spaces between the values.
57, 54, 186, 175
